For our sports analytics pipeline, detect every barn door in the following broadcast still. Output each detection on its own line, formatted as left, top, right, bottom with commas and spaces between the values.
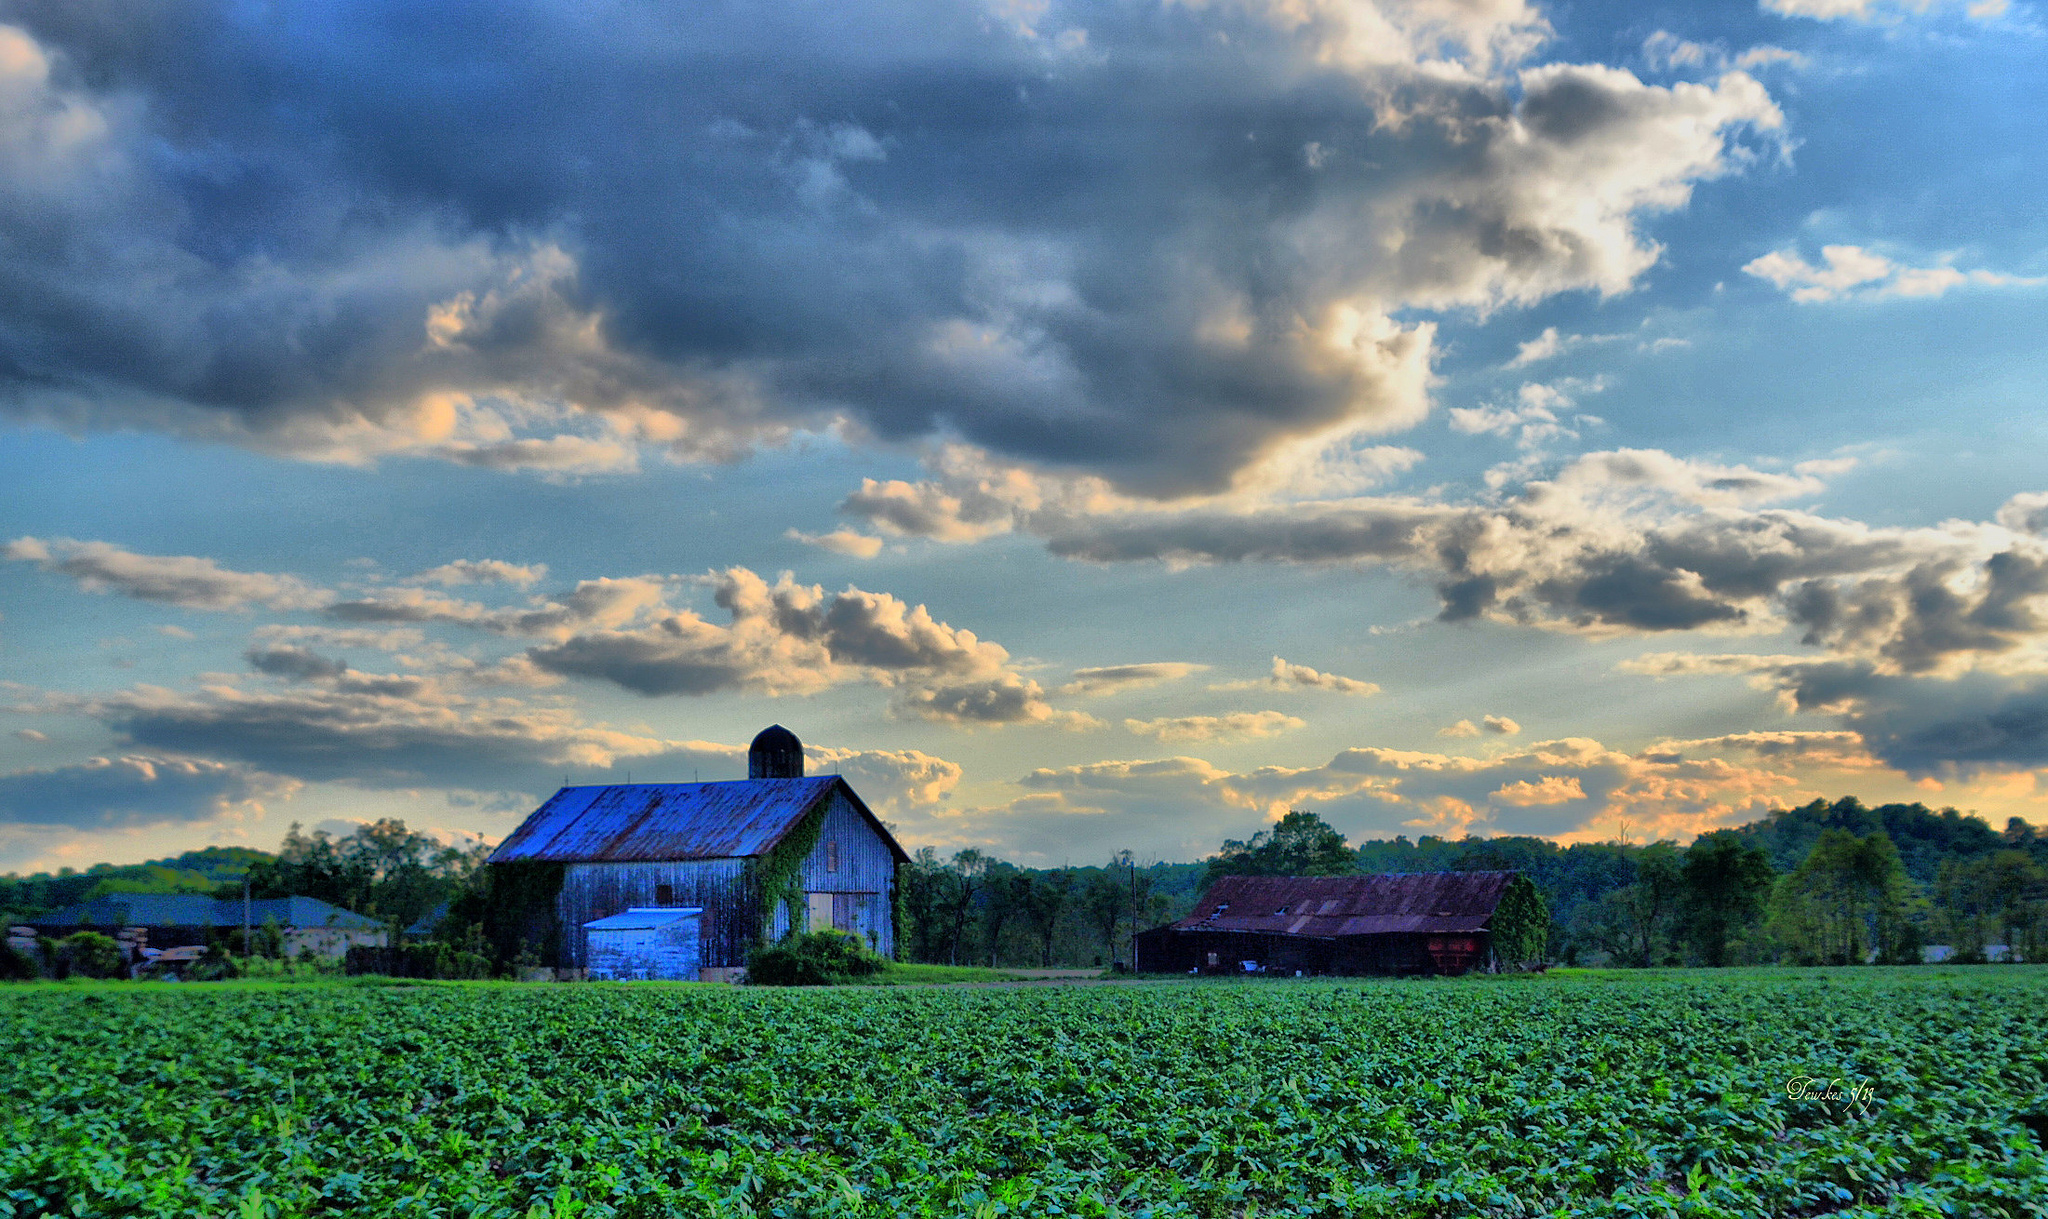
806, 891, 835, 932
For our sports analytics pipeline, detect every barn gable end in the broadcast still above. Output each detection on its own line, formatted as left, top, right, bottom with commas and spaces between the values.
487, 729, 906, 976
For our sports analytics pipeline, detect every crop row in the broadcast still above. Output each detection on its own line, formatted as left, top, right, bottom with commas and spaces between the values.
3, 969, 2045, 1218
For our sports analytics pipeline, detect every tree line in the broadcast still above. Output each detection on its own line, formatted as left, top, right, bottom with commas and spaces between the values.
8, 796, 2046, 971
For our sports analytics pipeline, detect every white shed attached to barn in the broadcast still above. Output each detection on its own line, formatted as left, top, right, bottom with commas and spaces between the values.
582, 907, 703, 981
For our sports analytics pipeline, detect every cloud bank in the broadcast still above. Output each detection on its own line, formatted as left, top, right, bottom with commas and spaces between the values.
0, 4, 1780, 493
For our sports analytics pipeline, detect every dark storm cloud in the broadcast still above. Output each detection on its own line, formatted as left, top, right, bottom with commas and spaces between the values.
0, 1, 1778, 491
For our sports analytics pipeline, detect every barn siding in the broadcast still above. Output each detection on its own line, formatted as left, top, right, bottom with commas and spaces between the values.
549, 789, 899, 970
796, 792, 896, 956
559, 859, 753, 969
586, 915, 702, 981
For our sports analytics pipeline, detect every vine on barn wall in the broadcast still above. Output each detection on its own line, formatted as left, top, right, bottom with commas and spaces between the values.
747, 800, 828, 944
1490, 875, 1550, 967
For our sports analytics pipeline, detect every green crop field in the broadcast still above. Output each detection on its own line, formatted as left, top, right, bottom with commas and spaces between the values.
3, 970, 2045, 1218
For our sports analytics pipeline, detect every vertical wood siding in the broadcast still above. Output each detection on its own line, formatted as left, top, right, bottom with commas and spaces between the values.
552, 787, 900, 969
559, 859, 751, 969
796, 792, 897, 957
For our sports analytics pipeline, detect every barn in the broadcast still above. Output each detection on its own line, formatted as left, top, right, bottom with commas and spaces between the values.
1134, 871, 1545, 977
485, 725, 908, 981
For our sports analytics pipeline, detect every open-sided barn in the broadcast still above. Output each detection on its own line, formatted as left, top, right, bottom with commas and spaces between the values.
1135, 871, 1545, 977
485, 725, 907, 981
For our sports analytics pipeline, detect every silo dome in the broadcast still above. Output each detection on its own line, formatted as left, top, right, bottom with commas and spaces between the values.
748, 724, 804, 779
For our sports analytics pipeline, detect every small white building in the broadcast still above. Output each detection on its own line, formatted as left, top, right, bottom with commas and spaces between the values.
582, 907, 703, 981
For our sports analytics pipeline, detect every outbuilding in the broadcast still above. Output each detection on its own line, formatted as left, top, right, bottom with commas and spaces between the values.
1135, 871, 1546, 976
486, 725, 908, 981
582, 907, 705, 981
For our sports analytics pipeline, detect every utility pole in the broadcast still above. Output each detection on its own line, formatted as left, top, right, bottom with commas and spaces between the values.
242, 875, 252, 960
1127, 851, 1138, 973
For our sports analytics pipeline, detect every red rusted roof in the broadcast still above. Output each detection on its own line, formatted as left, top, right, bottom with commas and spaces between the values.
1169, 872, 1517, 937
487, 776, 907, 864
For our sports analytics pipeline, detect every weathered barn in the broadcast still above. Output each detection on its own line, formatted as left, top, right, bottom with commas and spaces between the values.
486, 725, 907, 980
1134, 871, 1542, 977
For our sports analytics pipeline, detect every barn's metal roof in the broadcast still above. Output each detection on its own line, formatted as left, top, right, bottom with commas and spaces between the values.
1166, 872, 1517, 938
487, 776, 909, 864
582, 907, 703, 931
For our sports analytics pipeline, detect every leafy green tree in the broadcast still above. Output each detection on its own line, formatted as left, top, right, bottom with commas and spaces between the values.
1203, 810, 1354, 887
55, 931, 125, 980
1597, 842, 1685, 968
1489, 876, 1550, 968
244, 819, 489, 947
1081, 853, 1161, 969
1022, 870, 1075, 967
944, 850, 991, 966
1679, 832, 1775, 967
980, 864, 1033, 967
1932, 850, 2046, 962
1770, 830, 1915, 965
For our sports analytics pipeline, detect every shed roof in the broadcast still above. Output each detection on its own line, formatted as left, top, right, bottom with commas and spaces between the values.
34, 894, 380, 931
1166, 872, 1518, 938
487, 775, 910, 865
582, 907, 704, 931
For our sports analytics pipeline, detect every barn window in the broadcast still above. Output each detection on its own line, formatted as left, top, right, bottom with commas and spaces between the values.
827, 840, 840, 873
655, 884, 675, 906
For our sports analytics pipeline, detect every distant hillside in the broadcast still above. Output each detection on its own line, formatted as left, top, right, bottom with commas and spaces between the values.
1, 846, 273, 922
1730, 797, 2021, 884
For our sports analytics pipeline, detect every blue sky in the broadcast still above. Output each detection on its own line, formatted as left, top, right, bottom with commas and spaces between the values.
3, 0, 2045, 872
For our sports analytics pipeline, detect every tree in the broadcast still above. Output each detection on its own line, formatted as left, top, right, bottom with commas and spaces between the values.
1769, 829, 1914, 965
1203, 810, 1354, 887
243, 819, 490, 949
1082, 868, 1129, 967
897, 848, 954, 963
55, 931, 124, 980
1679, 832, 1775, 967
1599, 842, 1684, 968
1933, 850, 2046, 962
943, 850, 989, 966
1022, 870, 1075, 967
980, 865, 1033, 967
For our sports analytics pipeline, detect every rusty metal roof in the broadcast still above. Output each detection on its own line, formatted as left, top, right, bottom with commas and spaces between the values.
486, 776, 908, 864
1167, 872, 1517, 938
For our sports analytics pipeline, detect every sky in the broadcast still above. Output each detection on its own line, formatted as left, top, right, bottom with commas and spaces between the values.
2, 0, 2046, 875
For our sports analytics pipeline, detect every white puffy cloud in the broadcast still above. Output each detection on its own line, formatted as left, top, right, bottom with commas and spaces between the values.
804, 746, 964, 813
1744, 245, 2042, 303
1449, 379, 1605, 449
408, 559, 548, 587
1212, 656, 1381, 696
785, 529, 886, 559
1123, 711, 1306, 742
1057, 663, 1210, 698
5, 537, 328, 611
1440, 713, 1521, 736
1761, 0, 2005, 21
955, 732, 1876, 860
